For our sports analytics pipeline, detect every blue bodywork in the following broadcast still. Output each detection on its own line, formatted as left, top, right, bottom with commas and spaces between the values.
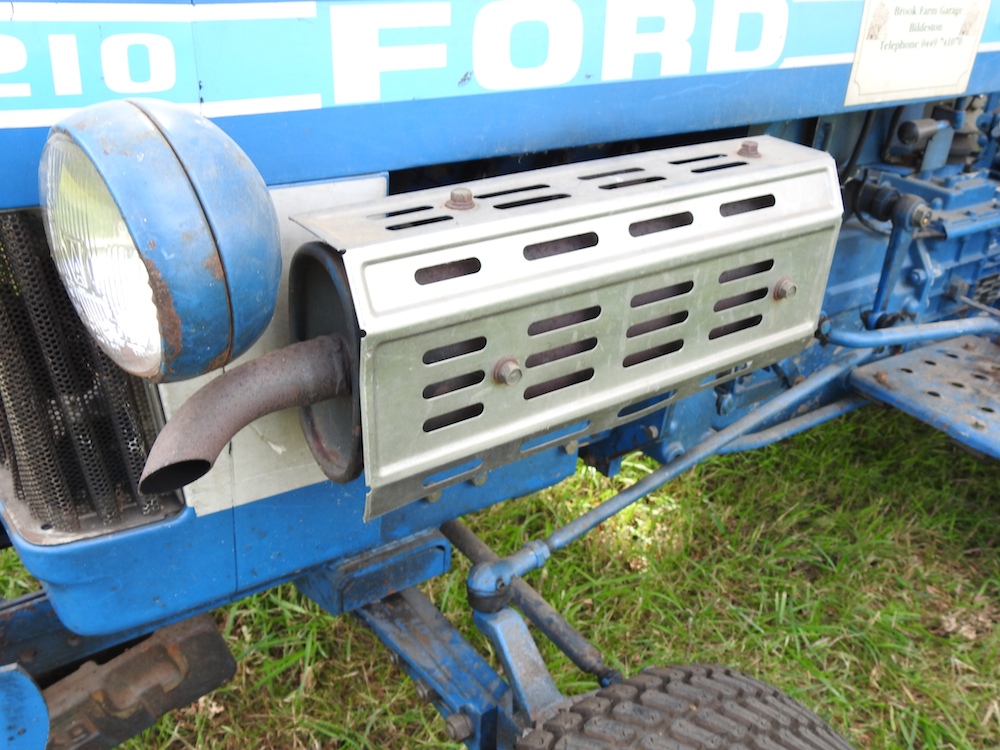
2, 1, 1000, 747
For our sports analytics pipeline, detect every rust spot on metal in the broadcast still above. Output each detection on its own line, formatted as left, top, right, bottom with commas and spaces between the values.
874, 370, 893, 389
205, 347, 231, 374
141, 258, 180, 379
148, 239, 156, 250
204, 252, 225, 282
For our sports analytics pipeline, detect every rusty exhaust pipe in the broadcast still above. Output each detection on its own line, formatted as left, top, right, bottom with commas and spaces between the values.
140, 335, 351, 495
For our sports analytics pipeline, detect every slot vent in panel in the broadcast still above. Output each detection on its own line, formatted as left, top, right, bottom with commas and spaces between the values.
719, 260, 773, 284
476, 184, 548, 199
423, 336, 487, 364
631, 281, 694, 308
599, 176, 665, 190
618, 390, 676, 418
524, 232, 598, 261
626, 311, 688, 338
525, 338, 598, 368
713, 288, 768, 312
371, 205, 431, 219
629, 212, 693, 238
578, 167, 643, 180
524, 369, 595, 400
692, 161, 746, 174
719, 194, 775, 217
623, 340, 683, 368
423, 403, 485, 432
387, 215, 453, 231
708, 315, 763, 340
528, 306, 601, 335
495, 194, 570, 210
669, 154, 723, 165
422, 371, 485, 399
415, 258, 481, 285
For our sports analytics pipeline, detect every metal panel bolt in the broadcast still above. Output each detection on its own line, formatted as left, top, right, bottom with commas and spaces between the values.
642, 424, 660, 440
562, 439, 579, 454
445, 712, 475, 742
493, 357, 522, 385
773, 277, 797, 300
415, 680, 439, 703
471, 472, 488, 487
737, 140, 761, 158
425, 490, 442, 504
911, 204, 933, 229
445, 187, 475, 210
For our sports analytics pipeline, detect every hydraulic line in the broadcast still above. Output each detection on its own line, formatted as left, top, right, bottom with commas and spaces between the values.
826, 316, 1000, 348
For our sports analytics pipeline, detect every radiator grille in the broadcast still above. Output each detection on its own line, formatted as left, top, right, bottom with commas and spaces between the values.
0, 211, 163, 535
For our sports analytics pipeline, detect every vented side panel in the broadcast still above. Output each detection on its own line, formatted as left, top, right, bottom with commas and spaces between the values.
296, 136, 843, 519
0, 211, 164, 536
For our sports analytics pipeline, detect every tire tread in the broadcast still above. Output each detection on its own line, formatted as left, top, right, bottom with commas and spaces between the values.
516, 664, 853, 750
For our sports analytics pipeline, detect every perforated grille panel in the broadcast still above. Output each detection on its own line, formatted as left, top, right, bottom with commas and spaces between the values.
296, 136, 843, 519
0, 211, 170, 539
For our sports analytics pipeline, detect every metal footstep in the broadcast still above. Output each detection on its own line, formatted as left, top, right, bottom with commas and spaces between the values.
851, 334, 1000, 459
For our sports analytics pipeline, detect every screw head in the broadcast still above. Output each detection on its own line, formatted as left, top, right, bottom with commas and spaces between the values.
737, 140, 761, 158
445, 712, 475, 742
424, 490, 442, 504
415, 680, 439, 703
774, 277, 797, 300
642, 424, 660, 440
493, 357, 522, 385
471, 472, 488, 487
562, 439, 579, 454
445, 187, 475, 210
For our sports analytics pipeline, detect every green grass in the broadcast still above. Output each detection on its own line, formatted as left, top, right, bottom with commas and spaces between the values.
4, 406, 1000, 748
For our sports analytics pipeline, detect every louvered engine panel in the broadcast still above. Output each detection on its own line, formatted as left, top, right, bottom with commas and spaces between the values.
294, 136, 843, 519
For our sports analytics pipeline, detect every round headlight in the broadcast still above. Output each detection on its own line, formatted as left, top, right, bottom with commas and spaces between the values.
41, 134, 163, 376
39, 99, 281, 382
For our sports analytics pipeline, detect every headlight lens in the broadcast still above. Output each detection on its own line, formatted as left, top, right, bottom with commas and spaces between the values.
40, 134, 162, 377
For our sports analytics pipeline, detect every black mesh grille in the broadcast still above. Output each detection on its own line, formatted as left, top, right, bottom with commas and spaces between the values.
0, 210, 161, 532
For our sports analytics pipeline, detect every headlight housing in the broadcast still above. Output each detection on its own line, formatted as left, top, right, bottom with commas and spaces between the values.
39, 99, 281, 382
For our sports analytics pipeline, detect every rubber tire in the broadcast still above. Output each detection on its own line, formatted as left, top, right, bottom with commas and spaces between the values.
515, 664, 854, 750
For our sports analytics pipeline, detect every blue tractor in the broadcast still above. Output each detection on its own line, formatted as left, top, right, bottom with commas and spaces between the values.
1, 1, 999, 746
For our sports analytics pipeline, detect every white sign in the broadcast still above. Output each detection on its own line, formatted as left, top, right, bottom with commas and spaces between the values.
846, 0, 990, 106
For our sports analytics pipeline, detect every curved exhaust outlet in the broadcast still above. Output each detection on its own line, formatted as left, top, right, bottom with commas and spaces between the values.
140, 335, 351, 495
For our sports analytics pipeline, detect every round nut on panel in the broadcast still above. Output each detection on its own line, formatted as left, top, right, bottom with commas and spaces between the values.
773, 277, 797, 300
737, 140, 761, 158
493, 357, 522, 386
445, 187, 475, 210
562, 439, 579, 455
424, 490, 442, 504
471, 472, 488, 487
445, 712, 475, 742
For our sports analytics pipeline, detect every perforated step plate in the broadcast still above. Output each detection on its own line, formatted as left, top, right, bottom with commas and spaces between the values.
295, 136, 842, 519
851, 335, 1000, 459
